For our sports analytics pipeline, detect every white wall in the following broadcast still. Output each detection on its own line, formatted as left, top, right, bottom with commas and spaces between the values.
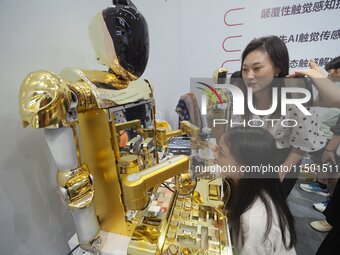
180, 0, 340, 77
0, 0, 339, 254
135, 0, 183, 128
0, 1, 106, 254
0, 0, 182, 254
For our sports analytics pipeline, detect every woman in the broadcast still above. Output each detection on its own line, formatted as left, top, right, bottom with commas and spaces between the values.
237, 35, 326, 197
214, 127, 296, 255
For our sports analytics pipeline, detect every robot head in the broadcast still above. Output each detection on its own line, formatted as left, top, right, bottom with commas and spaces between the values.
89, 0, 149, 81
213, 67, 228, 84
19, 71, 74, 128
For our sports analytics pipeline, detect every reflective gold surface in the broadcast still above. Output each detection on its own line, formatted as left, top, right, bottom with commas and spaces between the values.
57, 167, 82, 188
70, 81, 98, 112
192, 191, 204, 204
212, 67, 228, 84
141, 138, 155, 168
128, 186, 177, 255
141, 138, 154, 150
122, 155, 189, 210
176, 173, 196, 195
19, 66, 233, 254
109, 58, 138, 82
56, 164, 94, 209
153, 121, 200, 150
143, 128, 155, 139
133, 225, 160, 244
127, 181, 232, 255
78, 109, 133, 235
116, 119, 143, 134
161, 191, 231, 255
109, 114, 121, 162
156, 128, 167, 146
165, 130, 183, 139
208, 184, 221, 201
154, 122, 200, 150
67, 171, 93, 202
82, 70, 128, 89
60, 67, 153, 109
119, 155, 140, 175
180, 121, 200, 138
195, 178, 224, 209
19, 70, 73, 128
68, 191, 95, 210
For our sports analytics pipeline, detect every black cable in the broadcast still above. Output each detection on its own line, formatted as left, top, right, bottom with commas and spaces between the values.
161, 182, 178, 194
140, 196, 151, 210
119, 129, 127, 136
161, 178, 197, 196
67, 244, 80, 255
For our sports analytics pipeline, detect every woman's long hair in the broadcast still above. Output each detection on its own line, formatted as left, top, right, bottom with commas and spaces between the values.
241, 35, 289, 120
227, 127, 296, 249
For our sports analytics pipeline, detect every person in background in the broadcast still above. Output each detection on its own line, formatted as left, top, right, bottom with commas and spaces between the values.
315, 119, 340, 254
213, 127, 296, 255
316, 181, 340, 254
288, 56, 340, 253
300, 56, 340, 218
309, 115, 340, 233
237, 35, 326, 198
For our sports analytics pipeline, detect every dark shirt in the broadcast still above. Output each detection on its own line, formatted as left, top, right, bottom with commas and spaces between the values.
330, 116, 340, 135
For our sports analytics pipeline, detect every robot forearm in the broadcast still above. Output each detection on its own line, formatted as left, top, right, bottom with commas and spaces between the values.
45, 128, 101, 253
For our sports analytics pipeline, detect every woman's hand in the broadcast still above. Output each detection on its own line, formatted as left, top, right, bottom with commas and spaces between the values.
321, 150, 336, 165
288, 59, 340, 108
321, 136, 340, 165
287, 59, 325, 79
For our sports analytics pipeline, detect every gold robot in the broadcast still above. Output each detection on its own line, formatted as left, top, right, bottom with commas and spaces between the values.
18, 1, 232, 254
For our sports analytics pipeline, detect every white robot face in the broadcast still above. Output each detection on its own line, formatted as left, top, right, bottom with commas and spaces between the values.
89, 13, 117, 69
89, 1, 149, 81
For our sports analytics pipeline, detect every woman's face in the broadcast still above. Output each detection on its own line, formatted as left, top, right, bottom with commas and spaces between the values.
242, 49, 278, 94
214, 134, 240, 171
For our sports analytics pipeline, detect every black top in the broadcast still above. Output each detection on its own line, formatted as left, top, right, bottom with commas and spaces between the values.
330, 116, 340, 136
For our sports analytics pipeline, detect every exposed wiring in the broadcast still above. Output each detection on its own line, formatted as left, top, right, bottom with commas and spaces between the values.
67, 244, 80, 255
140, 196, 151, 211
161, 178, 197, 196
119, 129, 127, 136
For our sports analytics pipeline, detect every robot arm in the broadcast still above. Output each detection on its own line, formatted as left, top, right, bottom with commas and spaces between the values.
155, 120, 200, 147
45, 128, 101, 252
122, 155, 189, 210
19, 71, 101, 253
